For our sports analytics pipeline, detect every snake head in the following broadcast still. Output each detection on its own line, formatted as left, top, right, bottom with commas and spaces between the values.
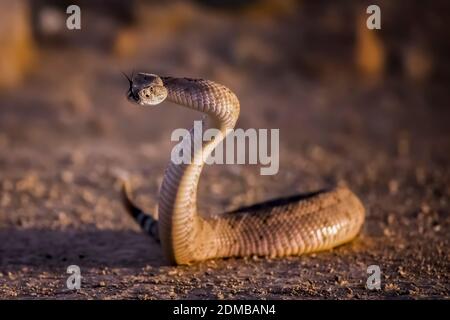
126, 72, 168, 106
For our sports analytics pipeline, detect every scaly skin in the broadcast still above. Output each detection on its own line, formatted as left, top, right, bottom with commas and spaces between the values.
123, 74, 365, 265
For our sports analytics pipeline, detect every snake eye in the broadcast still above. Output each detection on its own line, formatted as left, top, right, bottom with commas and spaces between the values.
139, 88, 152, 99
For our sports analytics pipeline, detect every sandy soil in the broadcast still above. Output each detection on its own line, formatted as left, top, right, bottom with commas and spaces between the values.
0, 2, 448, 299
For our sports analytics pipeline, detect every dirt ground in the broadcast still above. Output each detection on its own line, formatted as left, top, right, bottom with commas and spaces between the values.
0, 1, 449, 299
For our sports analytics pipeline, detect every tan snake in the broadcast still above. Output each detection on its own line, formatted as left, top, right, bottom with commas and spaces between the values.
122, 73, 365, 265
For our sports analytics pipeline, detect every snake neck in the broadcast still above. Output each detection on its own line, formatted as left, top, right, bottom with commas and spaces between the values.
158, 77, 240, 264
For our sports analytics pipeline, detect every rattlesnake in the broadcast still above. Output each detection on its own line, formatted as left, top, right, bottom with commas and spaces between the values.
122, 72, 365, 265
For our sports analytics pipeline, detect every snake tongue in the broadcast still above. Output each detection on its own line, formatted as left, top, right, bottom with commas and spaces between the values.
122, 72, 141, 103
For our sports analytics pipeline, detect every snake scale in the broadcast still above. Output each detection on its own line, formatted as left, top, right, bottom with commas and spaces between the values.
122, 72, 365, 265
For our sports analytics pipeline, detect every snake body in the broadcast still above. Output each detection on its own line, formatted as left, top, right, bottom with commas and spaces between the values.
123, 73, 365, 265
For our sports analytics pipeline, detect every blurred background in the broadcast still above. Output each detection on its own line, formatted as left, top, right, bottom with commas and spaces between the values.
0, 0, 448, 299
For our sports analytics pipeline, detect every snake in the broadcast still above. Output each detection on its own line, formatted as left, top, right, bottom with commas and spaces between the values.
121, 72, 365, 265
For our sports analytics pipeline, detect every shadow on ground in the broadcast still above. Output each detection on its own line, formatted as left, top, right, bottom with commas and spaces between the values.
0, 228, 164, 270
